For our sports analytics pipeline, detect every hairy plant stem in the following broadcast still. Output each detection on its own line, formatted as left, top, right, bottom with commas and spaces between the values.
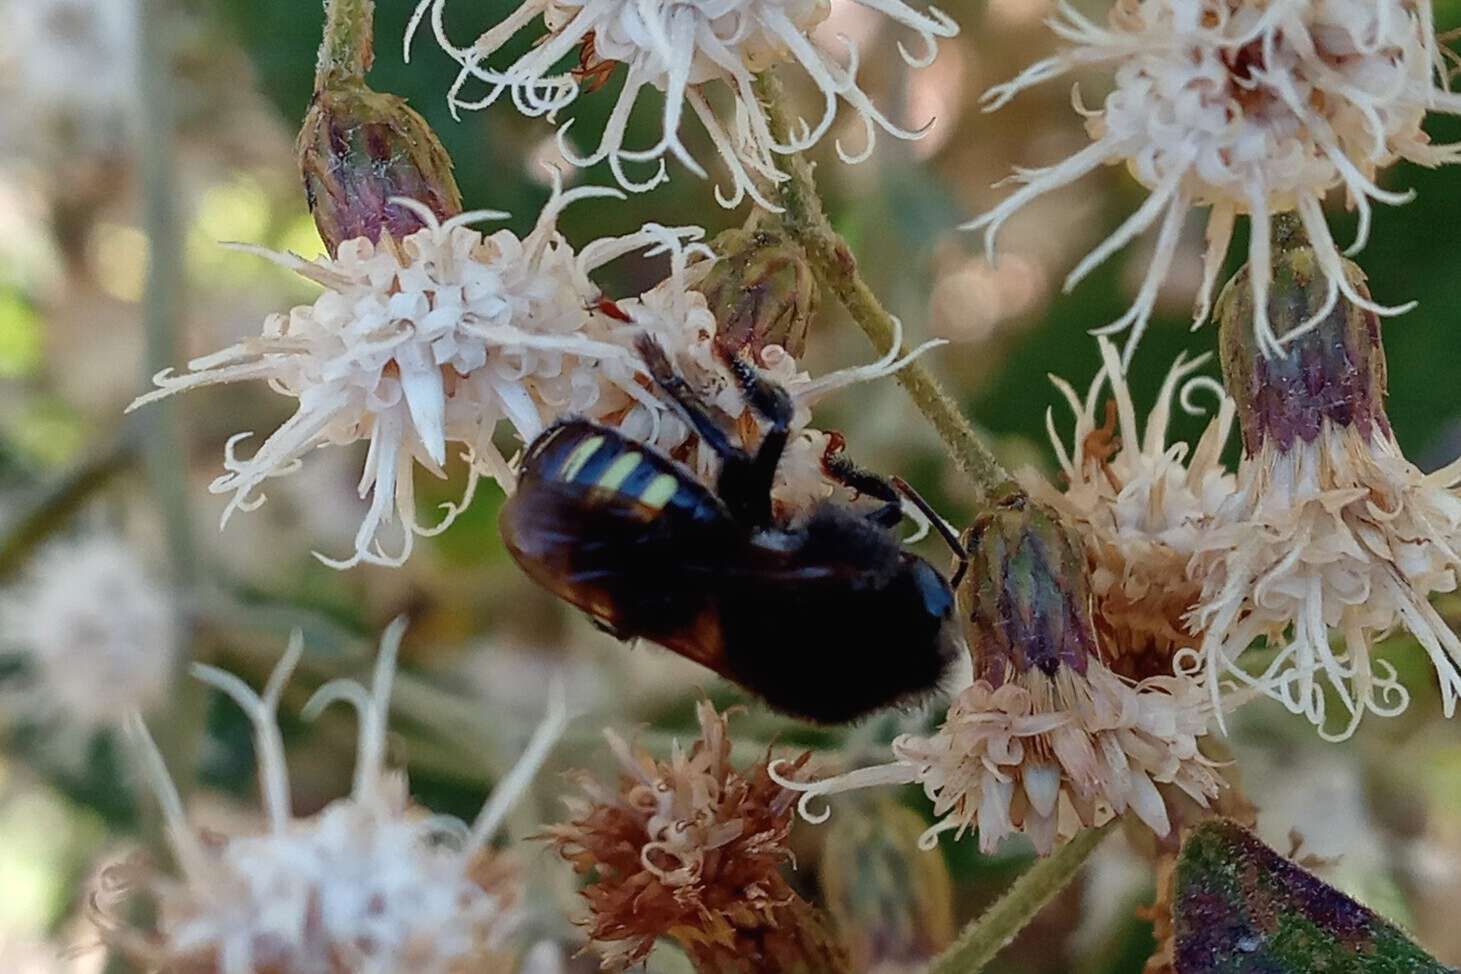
751, 70, 1015, 503
750, 68, 1115, 972
927, 820, 1115, 974
317, 0, 375, 88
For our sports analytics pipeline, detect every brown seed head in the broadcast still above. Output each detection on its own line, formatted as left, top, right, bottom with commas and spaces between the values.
543, 702, 849, 974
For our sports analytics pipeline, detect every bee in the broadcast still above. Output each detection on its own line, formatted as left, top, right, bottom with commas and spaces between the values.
499, 334, 966, 723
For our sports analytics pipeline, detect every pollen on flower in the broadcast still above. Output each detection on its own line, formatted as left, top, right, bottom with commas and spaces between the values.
128, 183, 704, 569
406, 0, 957, 209
1, 536, 175, 729
1023, 336, 1237, 680
773, 493, 1222, 855
93, 619, 569, 974
1189, 230, 1461, 740
542, 701, 850, 972
966, 0, 1457, 363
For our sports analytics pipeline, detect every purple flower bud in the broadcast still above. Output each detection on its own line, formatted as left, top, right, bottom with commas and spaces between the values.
820, 798, 954, 969
959, 488, 1100, 683
1217, 216, 1389, 456
696, 227, 818, 361
298, 86, 462, 256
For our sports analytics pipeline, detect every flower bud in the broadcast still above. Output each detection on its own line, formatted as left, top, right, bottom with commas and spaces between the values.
1216, 217, 1389, 456
697, 228, 818, 361
820, 798, 954, 971
298, 85, 462, 255
959, 487, 1100, 682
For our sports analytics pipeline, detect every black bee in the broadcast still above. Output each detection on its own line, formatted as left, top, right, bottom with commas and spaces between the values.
499, 335, 966, 723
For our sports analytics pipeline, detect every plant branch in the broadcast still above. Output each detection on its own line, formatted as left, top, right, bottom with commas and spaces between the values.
752, 70, 1014, 502
0, 424, 137, 580
926, 820, 1115, 974
137, 1, 196, 588
135, 0, 206, 847
316, 0, 376, 89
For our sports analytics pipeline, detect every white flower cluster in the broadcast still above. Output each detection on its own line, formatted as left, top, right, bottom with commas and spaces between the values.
969, 0, 1459, 363
1190, 415, 1461, 741
1, 536, 175, 729
1032, 332, 1461, 743
132, 187, 695, 568
100, 621, 567, 974
135, 184, 933, 569
774, 646, 1222, 856
407, 0, 957, 208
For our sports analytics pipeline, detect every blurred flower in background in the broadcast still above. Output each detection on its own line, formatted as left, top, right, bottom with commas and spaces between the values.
99, 622, 567, 973
1, 535, 175, 731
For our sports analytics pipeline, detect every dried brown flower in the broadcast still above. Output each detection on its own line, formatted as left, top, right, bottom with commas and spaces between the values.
543, 702, 849, 974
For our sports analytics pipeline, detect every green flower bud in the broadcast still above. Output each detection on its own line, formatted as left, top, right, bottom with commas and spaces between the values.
298, 85, 462, 256
820, 798, 954, 971
696, 227, 818, 361
1216, 216, 1389, 456
959, 487, 1100, 683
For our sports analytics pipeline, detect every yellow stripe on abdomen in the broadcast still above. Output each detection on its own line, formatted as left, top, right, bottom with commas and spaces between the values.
556, 434, 604, 482
639, 473, 680, 512
597, 452, 642, 492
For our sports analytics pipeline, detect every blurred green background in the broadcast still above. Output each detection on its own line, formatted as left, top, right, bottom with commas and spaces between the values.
1, 0, 1460, 970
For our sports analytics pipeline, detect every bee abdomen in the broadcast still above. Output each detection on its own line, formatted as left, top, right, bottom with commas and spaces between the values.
524, 421, 690, 514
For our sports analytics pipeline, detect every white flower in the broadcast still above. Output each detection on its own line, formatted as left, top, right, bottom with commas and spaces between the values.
1, 536, 175, 728
1023, 336, 1236, 675
98, 620, 569, 974
406, 0, 957, 208
966, 0, 1458, 364
1189, 417, 1461, 740
774, 662, 1221, 855
1189, 235, 1461, 740
771, 493, 1222, 855
129, 185, 701, 569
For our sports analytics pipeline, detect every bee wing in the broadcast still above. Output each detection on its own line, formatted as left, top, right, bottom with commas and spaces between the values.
501, 476, 736, 675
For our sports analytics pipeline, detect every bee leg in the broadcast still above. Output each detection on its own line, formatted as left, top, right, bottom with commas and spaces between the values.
635, 334, 778, 526
820, 433, 903, 528
635, 334, 753, 465
718, 351, 794, 528
891, 475, 969, 589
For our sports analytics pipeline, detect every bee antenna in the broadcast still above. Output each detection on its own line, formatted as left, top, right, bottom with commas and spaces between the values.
891, 476, 967, 587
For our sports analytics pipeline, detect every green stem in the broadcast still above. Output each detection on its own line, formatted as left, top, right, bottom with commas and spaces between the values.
137, 2, 195, 588
926, 821, 1115, 974
316, 0, 376, 89
135, 0, 205, 845
752, 70, 1014, 502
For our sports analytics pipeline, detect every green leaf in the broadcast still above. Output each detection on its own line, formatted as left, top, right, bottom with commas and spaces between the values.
1173, 819, 1453, 974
